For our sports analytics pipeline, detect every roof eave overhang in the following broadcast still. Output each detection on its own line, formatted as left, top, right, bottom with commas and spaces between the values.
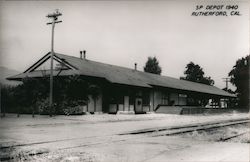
149, 84, 236, 98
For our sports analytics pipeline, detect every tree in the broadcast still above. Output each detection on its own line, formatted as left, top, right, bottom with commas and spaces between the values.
180, 62, 214, 85
228, 55, 249, 108
144, 56, 162, 75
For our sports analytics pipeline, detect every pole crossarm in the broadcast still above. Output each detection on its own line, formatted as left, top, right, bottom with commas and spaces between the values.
47, 21, 62, 25
47, 12, 62, 18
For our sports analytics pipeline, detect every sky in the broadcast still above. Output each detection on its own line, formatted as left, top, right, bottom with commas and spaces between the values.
0, 0, 249, 90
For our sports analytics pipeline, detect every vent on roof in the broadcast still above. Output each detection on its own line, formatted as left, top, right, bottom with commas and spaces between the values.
134, 63, 137, 70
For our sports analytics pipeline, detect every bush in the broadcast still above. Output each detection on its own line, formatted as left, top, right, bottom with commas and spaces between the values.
36, 98, 50, 115
63, 105, 87, 115
1, 75, 101, 115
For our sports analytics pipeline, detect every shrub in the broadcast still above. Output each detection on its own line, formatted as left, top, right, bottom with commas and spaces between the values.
1, 75, 101, 115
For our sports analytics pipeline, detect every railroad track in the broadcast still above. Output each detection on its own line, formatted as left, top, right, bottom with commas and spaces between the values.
218, 131, 250, 142
1, 118, 249, 161
120, 118, 250, 137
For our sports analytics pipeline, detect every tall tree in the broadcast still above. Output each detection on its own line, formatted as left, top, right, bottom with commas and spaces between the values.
144, 56, 162, 75
228, 55, 249, 108
180, 62, 214, 85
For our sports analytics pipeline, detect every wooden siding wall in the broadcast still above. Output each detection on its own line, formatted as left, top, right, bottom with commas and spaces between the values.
152, 90, 162, 110
169, 93, 179, 105
103, 89, 190, 113
87, 95, 95, 112
152, 90, 188, 110
129, 105, 135, 111
124, 96, 129, 111
149, 91, 154, 111
96, 93, 102, 112
118, 104, 124, 111
143, 106, 150, 112
178, 95, 187, 106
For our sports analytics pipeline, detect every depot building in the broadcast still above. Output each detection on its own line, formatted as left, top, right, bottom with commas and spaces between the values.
8, 52, 235, 114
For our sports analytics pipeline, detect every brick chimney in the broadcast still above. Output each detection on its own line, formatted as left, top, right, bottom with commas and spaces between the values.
83, 50, 86, 59
80, 51, 83, 59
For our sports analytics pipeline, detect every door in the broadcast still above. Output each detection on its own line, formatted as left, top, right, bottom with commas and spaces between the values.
135, 98, 143, 113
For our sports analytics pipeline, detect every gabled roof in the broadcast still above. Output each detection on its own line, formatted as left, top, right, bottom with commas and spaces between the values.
7, 52, 235, 97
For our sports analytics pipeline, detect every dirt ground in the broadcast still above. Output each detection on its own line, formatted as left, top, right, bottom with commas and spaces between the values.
0, 112, 249, 162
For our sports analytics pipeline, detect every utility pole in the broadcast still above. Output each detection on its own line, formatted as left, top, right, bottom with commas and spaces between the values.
244, 58, 249, 110
223, 78, 230, 90
0, 84, 2, 117
46, 9, 62, 117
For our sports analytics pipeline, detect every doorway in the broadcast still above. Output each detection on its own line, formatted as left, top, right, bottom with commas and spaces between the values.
135, 98, 143, 113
